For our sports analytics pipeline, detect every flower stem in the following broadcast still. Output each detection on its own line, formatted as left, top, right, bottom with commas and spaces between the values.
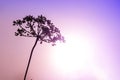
24, 37, 39, 80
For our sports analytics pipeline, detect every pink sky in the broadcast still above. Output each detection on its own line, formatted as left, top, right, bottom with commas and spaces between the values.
0, 0, 120, 80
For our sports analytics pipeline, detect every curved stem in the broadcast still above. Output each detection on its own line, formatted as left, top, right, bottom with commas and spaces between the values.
24, 37, 39, 80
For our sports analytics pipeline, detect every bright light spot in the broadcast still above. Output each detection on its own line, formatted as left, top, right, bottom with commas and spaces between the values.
50, 33, 108, 79
51, 34, 95, 73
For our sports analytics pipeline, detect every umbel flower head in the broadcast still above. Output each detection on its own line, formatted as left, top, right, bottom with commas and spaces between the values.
13, 15, 65, 46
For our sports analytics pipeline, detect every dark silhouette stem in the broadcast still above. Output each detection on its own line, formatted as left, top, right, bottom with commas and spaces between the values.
24, 37, 39, 80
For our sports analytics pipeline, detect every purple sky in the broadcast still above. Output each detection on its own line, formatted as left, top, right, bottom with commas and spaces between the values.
0, 0, 120, 80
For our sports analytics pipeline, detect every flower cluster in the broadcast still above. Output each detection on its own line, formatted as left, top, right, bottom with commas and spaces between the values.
13, 15, 65, 45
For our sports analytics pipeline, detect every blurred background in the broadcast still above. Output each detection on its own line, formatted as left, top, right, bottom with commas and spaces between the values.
0, 0, 120, 80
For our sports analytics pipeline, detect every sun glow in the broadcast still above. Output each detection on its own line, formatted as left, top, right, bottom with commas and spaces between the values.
50, 34, 108, 79
51, 34, 95, 73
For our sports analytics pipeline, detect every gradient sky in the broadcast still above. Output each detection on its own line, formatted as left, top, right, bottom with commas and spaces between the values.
0, 0, 120, 80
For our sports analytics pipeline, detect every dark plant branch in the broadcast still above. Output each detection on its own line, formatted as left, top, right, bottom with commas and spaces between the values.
13, 15, 65, 80
13, 15, 65, 45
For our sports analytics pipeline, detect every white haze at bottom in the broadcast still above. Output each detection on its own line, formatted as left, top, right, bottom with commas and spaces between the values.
49, 33, 109, 80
